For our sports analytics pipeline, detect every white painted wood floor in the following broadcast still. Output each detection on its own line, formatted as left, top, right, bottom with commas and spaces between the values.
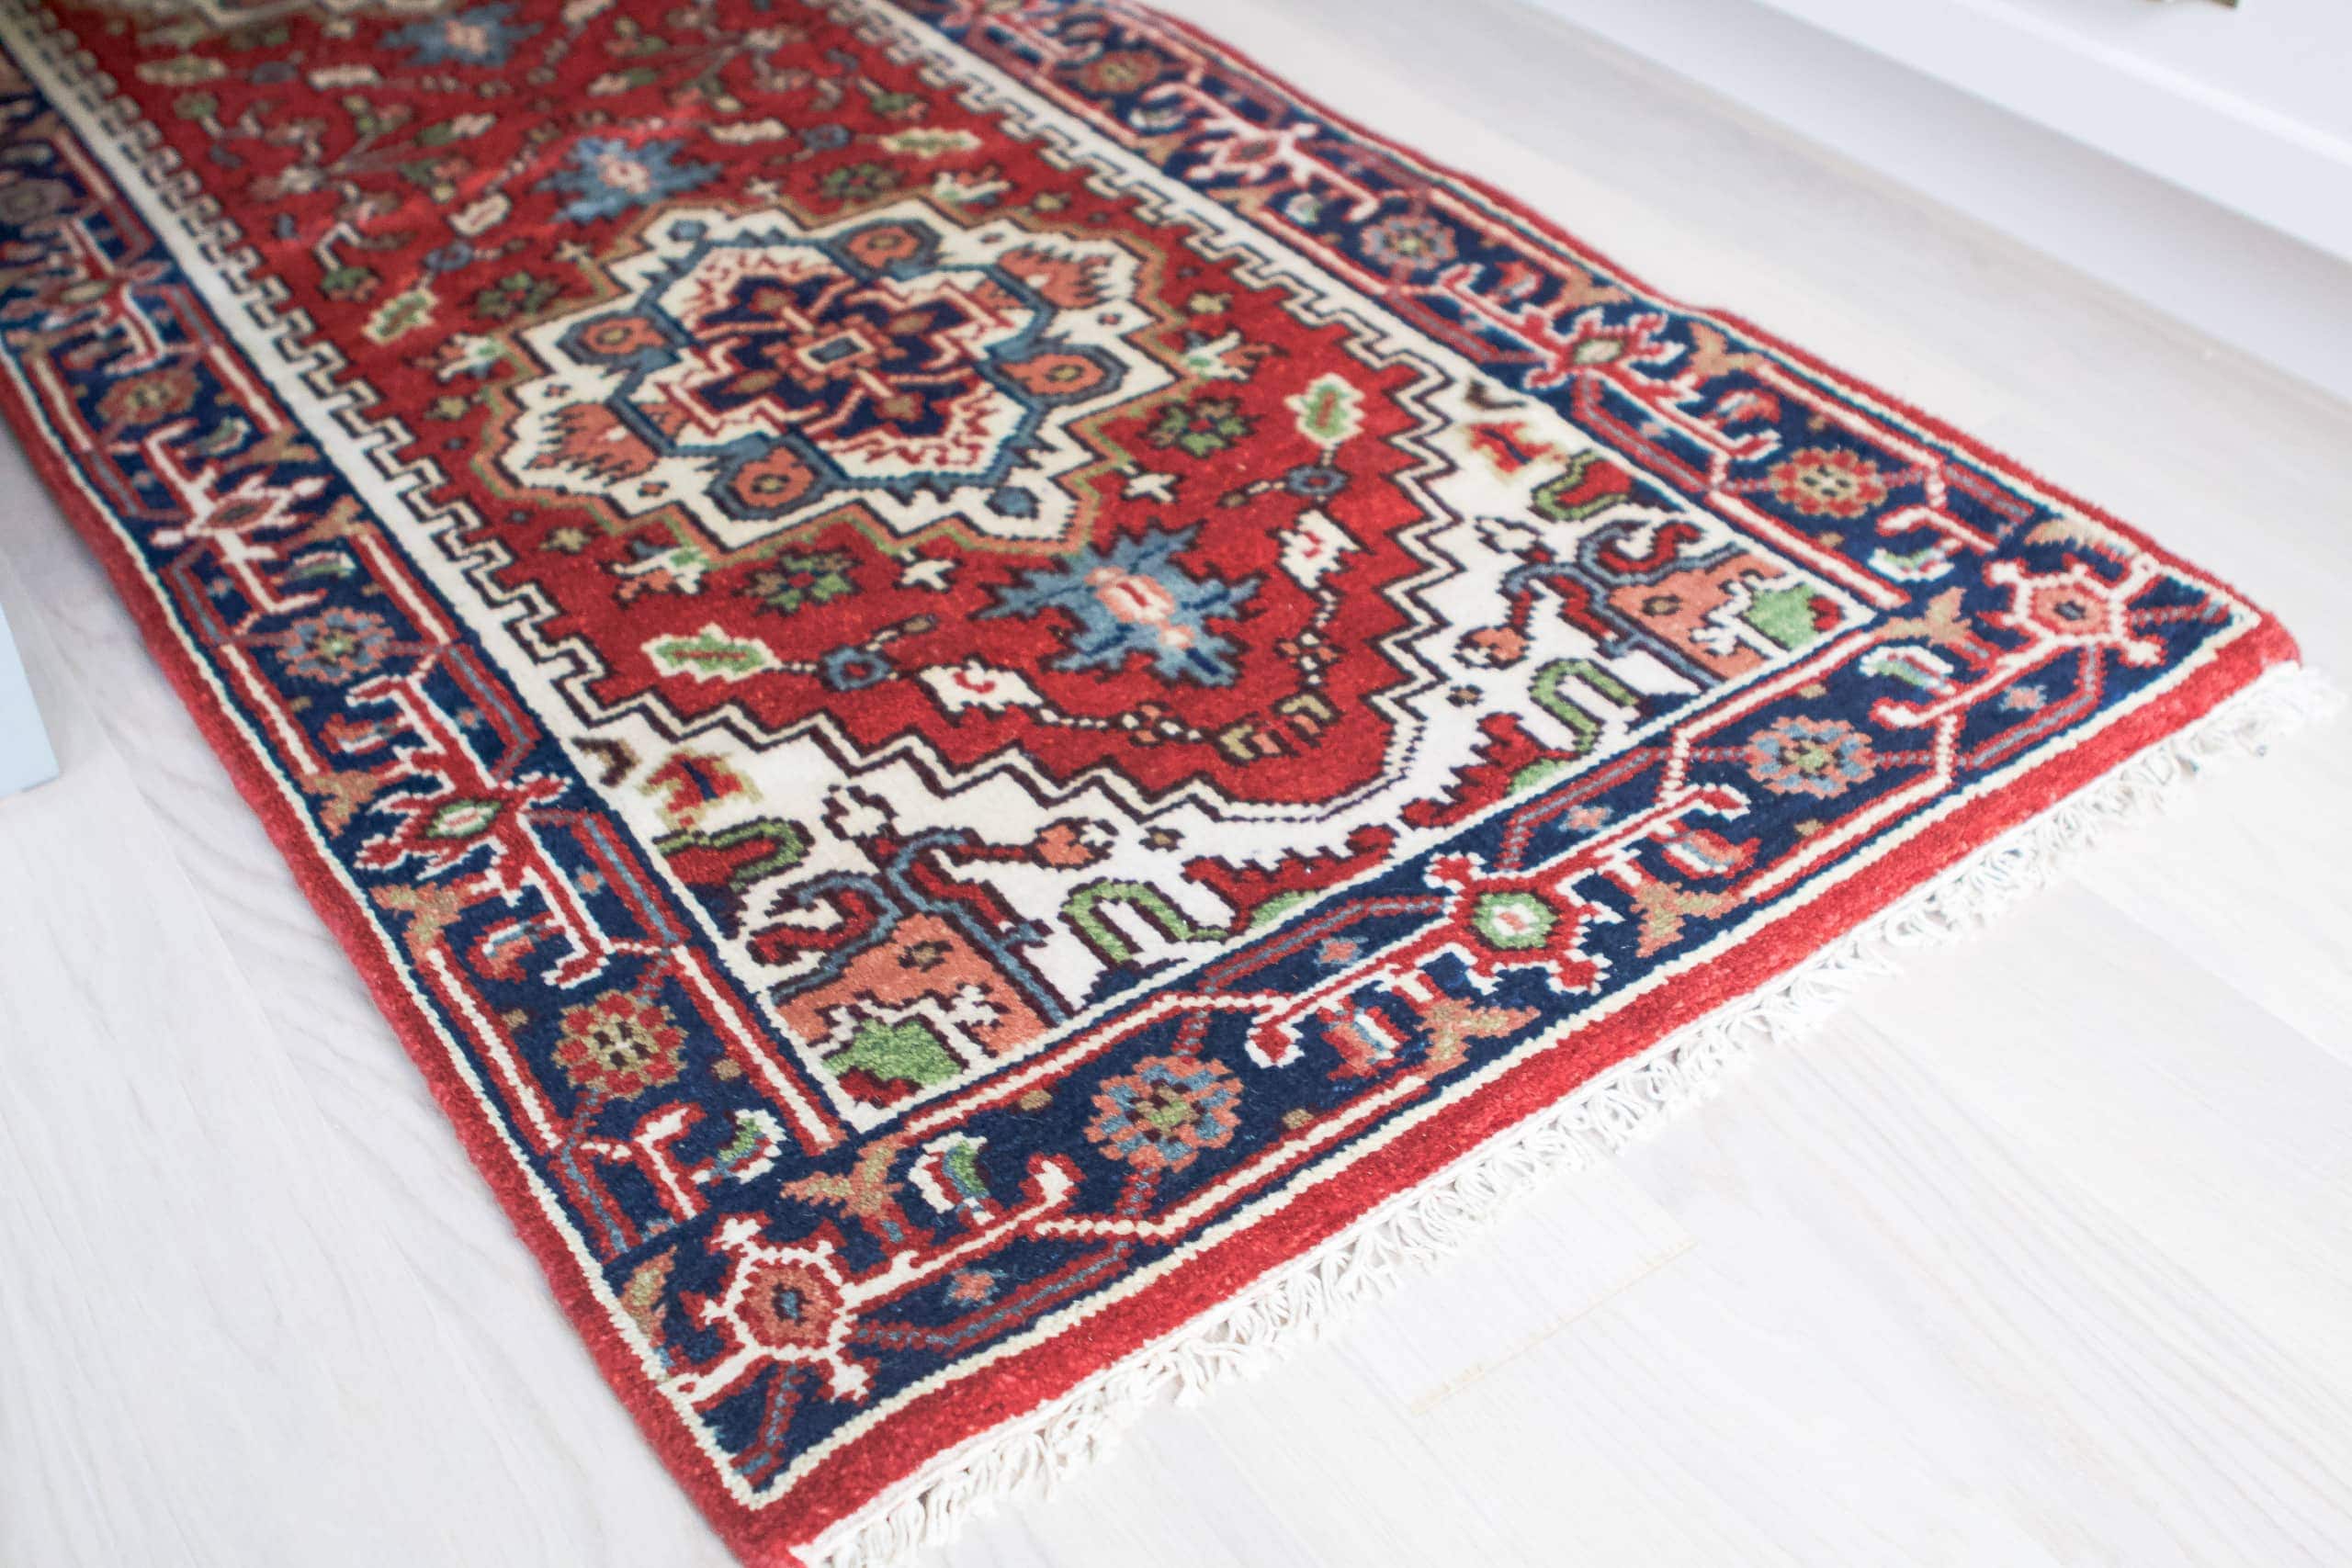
6, 0, 2350, 1562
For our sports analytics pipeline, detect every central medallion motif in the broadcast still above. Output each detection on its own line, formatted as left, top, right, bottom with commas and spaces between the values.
501, 202, 1170, 548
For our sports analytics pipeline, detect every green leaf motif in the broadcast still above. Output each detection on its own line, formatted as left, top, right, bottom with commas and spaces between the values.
651, 818, 809, 893
879, 128, 979, 159
1286, 372, 1363, 446
937, 1136, 989, 1201
1860, 647, 1950, 694
1064, 880, 1228, 965
318, 265, 380, 303
140, 55, 227, 85
1532, 658, 1643, 755
415, 113, 493, 148
645, 625, 779, 683
365, 287, 435, 345
1529, 450, 1628, 524
823, 1017, 962, 1090
1742, 582, 1829, 651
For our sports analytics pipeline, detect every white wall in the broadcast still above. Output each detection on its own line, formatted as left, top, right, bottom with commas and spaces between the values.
1519, 0, 2352, 404
1749, 0, 2352, 264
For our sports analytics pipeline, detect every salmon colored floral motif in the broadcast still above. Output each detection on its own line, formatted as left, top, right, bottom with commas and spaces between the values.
0, 0, 2296, 1561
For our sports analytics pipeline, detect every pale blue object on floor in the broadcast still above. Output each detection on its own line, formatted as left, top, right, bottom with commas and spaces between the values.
0, 597, 58, 796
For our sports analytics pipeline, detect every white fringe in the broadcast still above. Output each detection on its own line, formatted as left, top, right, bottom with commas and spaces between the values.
805, 661, 2337, 1568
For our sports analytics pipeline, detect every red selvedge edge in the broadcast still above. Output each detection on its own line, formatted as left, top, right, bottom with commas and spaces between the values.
0, 2, 2301, 1559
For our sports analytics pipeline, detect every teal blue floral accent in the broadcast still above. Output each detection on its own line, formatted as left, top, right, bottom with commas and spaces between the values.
388, 4, 537, 66
538, 138, 717, 223
819, 645, 895, 692
982, 524, 1258, 686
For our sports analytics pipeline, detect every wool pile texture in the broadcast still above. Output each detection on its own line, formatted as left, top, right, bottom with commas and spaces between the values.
0, 0, 2307, 1560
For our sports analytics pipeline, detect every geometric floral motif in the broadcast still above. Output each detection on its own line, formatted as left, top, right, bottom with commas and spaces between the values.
0, 0, 2298, 1561
503, 203, 1171, 549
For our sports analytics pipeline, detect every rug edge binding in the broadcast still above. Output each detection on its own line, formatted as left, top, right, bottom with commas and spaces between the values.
798, 657, 2339, 1568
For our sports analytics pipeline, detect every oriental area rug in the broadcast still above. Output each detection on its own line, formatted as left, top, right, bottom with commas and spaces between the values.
0, 0, 2319, 1560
